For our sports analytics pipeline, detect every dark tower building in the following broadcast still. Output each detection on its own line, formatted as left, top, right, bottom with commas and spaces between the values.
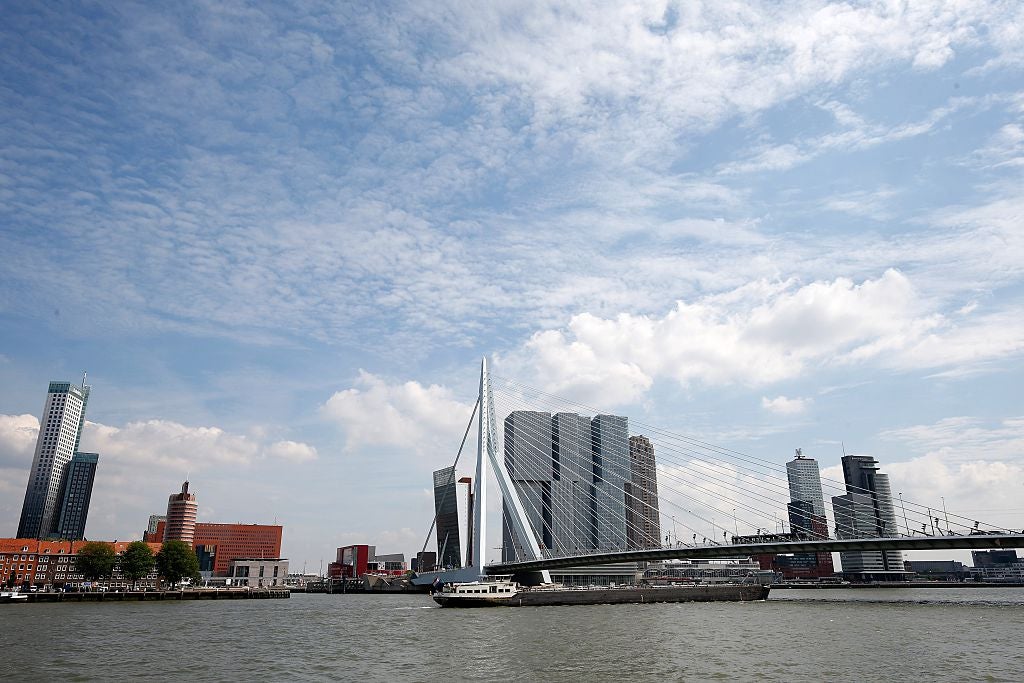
54, 452, 99, 540
433, 466, 462, 569
831, 455, 903, 577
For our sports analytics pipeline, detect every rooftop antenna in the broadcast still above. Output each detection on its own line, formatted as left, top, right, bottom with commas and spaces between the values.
795, 448, 803, 459
81, 370, 87, 389
841, 441, 847, 457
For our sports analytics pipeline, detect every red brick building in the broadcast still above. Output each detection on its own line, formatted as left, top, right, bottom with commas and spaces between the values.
1, 538, 162, 590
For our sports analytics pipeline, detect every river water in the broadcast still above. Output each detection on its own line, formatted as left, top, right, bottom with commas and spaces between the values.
2, 588, 1022, 681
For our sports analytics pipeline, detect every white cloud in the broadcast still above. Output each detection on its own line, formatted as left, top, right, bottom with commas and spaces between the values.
266, 440, 318, 463
84, 420, 260, 471
0, 414, 39, 467
761, 395, 810, 415
0, 414, 319, 474
880, 416, 1024, 465
500, 270, 1023, 405
321, 370, 473, 453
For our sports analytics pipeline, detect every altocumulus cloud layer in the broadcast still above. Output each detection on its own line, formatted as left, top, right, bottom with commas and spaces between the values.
1, 1, 1023, 563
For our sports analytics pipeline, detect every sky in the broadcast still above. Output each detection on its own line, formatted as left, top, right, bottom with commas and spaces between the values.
1, 1, 1023, 570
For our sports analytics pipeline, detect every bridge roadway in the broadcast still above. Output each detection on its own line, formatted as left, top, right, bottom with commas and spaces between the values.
485, 534, 1024, 574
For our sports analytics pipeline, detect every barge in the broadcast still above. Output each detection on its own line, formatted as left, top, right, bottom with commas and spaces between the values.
432, 579, 769, 608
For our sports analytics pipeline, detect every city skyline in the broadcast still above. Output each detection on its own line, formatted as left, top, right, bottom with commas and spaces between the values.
2, 3, 1023, 568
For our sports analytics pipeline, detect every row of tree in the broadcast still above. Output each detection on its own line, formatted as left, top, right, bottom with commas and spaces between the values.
74, 540, 201, 589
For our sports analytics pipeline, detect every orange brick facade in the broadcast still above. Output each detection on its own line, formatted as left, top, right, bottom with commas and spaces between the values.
144, 520, 283, 576
193, 524, 282, 576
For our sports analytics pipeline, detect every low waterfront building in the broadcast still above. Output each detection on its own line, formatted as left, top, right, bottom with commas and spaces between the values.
644, 558, 774, 584
226, 558, 289, 587
0, 538, 162, 590
551, 562, 643, 587
904, 560, 969, 581
328, 545, 407, 578
970, 549, 1024, 582
413, 551, 437, 573
144, 515, 283, 576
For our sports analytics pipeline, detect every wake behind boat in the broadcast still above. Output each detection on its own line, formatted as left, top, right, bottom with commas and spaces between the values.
431, 578, 769, 608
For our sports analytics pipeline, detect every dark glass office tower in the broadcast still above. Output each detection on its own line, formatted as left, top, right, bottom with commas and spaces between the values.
54, 452, 99, 540
433, 466, 462, 569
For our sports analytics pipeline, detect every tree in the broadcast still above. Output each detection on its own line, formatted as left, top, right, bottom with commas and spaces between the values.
75, 542, 117, 587
121, 541, 156, 590
156, 540, 200, 588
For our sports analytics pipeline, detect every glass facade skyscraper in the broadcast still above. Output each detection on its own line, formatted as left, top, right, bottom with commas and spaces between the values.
18, 380, 92, 539
831, 455, 904, 574
54, 452, 99, 541
432, 465, 462, 569
502, 411, 632, 560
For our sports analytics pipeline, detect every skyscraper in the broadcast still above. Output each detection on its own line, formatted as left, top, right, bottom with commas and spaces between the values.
502, 411, 553, 560
783, 450, 833, 577
53, 452, 99, 540
18, 380, 91, 539
551, 412, 595, 554
831, 455, 903, 576
626, 435, 661, 549
502, 411, 630, 560
786, 451, 827, 532
432, 466, 462, 569
164, 481, 198, 544
591, 415, 629, 550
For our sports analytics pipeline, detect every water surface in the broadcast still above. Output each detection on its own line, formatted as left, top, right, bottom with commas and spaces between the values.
2, 588, 1022, 681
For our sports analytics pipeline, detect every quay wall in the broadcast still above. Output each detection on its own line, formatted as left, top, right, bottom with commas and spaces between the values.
21, 588, 289, 603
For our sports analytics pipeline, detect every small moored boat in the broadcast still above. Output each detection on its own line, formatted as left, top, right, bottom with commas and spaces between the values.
0, 590, 28, 603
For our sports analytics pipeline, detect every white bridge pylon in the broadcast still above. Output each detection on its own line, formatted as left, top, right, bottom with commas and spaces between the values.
412, 358, 551, 587
473, 358, 552, 583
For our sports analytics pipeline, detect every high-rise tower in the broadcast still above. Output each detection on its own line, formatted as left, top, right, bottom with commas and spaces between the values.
18, 380, 91, 539
785, 450, 827, 537
432, 466, 462, 569
626, 435, 661, 549
164, 481, 198, 545
54, 452, 99, 540
784, 449, 833, 578
502, 411, 630, 560
831, 455, 903, 575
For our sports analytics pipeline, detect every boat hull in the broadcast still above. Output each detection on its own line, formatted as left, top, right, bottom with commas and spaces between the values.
433, 583, 769, 608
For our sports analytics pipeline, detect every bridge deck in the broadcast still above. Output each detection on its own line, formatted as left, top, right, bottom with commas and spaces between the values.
485, 534, 1024, 574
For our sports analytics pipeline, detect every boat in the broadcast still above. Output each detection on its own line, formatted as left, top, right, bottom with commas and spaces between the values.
0, 590, 28, 604
431, 578, 769, 608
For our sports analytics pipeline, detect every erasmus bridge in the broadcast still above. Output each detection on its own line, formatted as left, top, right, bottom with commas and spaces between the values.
414, 359, 1024, 585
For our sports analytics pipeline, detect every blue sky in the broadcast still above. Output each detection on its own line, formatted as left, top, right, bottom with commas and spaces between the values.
1, 1, 1023, 568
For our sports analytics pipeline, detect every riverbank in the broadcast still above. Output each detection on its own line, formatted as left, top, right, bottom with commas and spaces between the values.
12, 588, 290, 603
